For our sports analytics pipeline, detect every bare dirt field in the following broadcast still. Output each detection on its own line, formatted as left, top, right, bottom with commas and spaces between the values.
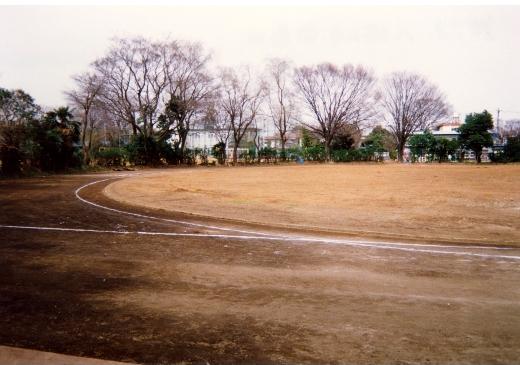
106, 163, 520, 246
1, 171, 520, 364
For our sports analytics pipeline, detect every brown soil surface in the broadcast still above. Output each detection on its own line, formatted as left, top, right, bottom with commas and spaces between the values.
105, 164, 520, 246
1, 171, 520, 364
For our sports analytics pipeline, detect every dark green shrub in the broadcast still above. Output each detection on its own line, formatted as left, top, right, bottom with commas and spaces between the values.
211, 142, 226, 165
259, 147, 277, 163
504, 136, 520, 162
95, 147, 128, 167
126, 135, 177, 165
303, 145, 326, 161
331, 149, 349, 162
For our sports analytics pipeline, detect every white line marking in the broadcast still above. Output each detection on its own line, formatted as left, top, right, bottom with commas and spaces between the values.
2, 224, 520, 261
74, 177, 515, 251
75, 178, 277, 238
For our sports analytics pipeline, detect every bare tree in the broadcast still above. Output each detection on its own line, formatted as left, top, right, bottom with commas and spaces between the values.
382, 71, 451, 162
65, 72, 104, 164
502, 119, 520, 139
265, 59, 297, 160
202, 95, 232, 146
294, 63, 378, 161
251, 119, 264, 163
218, 67, 263, 164
159, 41, 215, 162
92, 38, 171, 163
94, 38, 167, 137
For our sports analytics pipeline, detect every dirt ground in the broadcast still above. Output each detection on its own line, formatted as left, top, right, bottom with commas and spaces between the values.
105, 163, 520, 246
1, 171, 520, 364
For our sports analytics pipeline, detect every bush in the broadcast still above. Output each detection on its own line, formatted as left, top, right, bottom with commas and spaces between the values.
95, 147, 128, 167
302, 145, 326, 161
0, 124, 28, 175
239, 147, 256, 164
489, 151, 506, 163
183, 148, 197, 165
259, 147, 277, 163
504, 136, 520, 162
286, 146, 303, 161
126, 135, 156, 165
211, 142, 226, 165
199, 148, 209, 165
331, 149, 349, 162
126, 135, 179, 165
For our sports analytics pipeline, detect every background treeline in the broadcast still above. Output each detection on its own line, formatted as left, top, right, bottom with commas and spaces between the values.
1, 37, 519, 175
0, 88, 82, 175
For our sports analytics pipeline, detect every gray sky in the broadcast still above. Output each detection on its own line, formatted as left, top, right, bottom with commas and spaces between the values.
0, 5, 519, 120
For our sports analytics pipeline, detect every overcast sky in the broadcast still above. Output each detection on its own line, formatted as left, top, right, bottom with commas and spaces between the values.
0, 5, 519, 121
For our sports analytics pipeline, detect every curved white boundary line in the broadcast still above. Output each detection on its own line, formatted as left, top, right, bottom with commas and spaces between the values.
75, 178, 279, 238
74, 177, 515, 252
1, 224, 519, 261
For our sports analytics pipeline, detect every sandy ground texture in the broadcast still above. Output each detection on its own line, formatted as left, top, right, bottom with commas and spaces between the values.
0, 345, 129, 365
0, 171, 520, 364
105, 163, 520, 246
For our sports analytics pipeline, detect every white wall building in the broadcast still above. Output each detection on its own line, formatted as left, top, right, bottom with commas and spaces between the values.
185, 128, 220, 150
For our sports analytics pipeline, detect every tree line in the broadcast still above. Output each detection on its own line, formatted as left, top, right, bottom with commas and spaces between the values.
1, 36, 519, 175
0, 88, 82, 175
63, 37, 453, 164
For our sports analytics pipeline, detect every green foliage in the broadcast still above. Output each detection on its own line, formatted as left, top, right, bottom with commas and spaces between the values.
1, 105, 83, 175
408, 131, 437, 161
38, 107, 81, 171
331, 129, 355, 150
258, 146, 277, 162
159, 139, 181, 165
490, 136, 520, 163
301, 128, 319, 148
331, 149, 349, 162
0, 124, 28, 175
0, 87, 40, 125
458, 110, 494, 163
239, 147, 257, 164
211, 142, 227, 165
331, 148, 375, 162
433, 138, 460, 162
408, 131, 460, 163
504, 136, 520, 162
363, 126, 396, 156
286, 146, 303, 161
183, 148, 197, 165
126, 134, 178, 165
302, 145, 326, 161
95, 147, 128, 167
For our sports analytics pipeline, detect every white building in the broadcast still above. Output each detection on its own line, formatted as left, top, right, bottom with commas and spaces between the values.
185, 128, 220, 150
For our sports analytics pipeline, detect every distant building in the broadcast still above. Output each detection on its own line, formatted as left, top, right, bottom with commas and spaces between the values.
431, 115, 462, 140
404, 114, 500, 162
185, 124, 263, 161
262, 128, 303, 149
185, 127, 221, 150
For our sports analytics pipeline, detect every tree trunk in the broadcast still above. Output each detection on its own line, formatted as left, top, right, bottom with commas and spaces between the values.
397, 142, 405, 162
81, 114, 89, 165
179, 132, 188, 164
232, 146, 238, 165
281, 140, 286, 161
324, 141, 331, 162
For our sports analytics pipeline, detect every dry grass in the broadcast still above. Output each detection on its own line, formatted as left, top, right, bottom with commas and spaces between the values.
105, 163, 520, 245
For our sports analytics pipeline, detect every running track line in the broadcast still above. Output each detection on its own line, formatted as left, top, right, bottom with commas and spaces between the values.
75, 177, 517, 252
75, 178, 279, 238
1, 224, 520, 261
